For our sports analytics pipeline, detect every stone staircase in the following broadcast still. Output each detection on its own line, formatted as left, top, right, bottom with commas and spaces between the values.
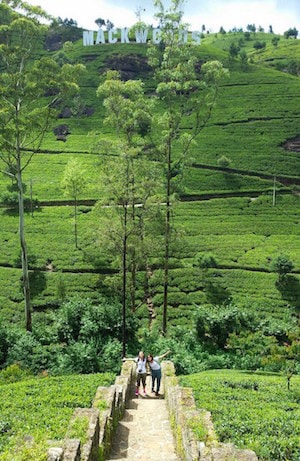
47, 361, 258, 461
107, 376, 178, 460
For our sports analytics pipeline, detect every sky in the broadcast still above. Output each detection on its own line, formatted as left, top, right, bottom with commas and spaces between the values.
26, 0, 300, 35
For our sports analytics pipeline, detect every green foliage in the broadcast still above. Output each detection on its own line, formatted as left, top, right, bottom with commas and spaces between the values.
61, 159, 87, 200
271, 254, 294, 280
194, 304, 251, 348
0, 191, 39, 211
66, 416, 89, 444
0, 363, 32, 385
217, 155, 231, 168
56, 271, 66, 302
181, 370, 300, 460
194, 252, 218, 269
229, 41, 240, 58
0, 3, 299, 383
253, 40, 266, 50
0, 373, 114, 459
272, 36, 280, 47
56, 296, 135, 345
284, 28, 298, 39
0, 328, 9, 365
0, 295, 137, 375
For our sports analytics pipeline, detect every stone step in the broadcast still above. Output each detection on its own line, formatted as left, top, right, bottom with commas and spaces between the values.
106, 397, 178, 461
211, 443, 258, 461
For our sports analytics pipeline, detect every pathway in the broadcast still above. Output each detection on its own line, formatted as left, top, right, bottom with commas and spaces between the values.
106, 376, 178, 461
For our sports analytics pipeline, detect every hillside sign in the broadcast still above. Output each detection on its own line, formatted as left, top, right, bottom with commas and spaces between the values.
83, 27, 201, 46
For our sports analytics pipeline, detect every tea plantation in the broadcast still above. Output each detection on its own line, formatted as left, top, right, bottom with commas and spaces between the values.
0, 13, 299, 349
0, 4, 299, 460
181, 370, 300, 461
0, 369, 114, 461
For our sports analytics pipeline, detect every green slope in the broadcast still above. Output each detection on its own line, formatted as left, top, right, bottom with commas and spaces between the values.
0, 30, 299, 329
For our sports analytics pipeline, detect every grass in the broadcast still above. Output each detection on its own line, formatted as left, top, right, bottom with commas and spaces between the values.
180, 369, 300, 461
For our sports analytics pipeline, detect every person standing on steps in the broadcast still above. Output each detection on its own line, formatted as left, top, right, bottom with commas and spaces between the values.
122, 350, 148, 397
147, 350, 171, 396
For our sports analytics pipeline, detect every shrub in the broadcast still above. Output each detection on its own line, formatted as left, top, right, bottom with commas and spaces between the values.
195, 304, 251, 348
0, 192, 39, 210
55, 295, 137, 346
194, 252, 218, 269
97, 338, 123, 374
0, 363, 32, 384
57, 341, 100, 374
5, 330, 40, 367
253, 40, 266, 50
5, 330, 62, 374
0, 328, 9, 366
217, 155, 231, 168
271, 254, 294, 281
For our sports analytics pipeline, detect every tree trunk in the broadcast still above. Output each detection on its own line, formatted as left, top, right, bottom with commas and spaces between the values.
130, 254, 136, 312
17, 165, 32, 332
74, 197, 78, 248
122, 204, 128, 358
162, 140, 171, 335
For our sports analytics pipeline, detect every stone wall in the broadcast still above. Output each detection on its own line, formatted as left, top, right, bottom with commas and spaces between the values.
47, 361, 135, 461
162, 361, 258, 461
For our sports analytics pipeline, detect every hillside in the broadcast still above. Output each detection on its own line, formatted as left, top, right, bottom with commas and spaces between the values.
0, 13, 299, 377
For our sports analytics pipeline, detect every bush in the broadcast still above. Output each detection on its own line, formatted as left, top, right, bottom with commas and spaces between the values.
271, 254, 294, 281
195, 304, 252, 348
194, 252, 218, 269
217, 155, 231, 168
5, 330, 62, 374
56, 341, 100, 374
0, 192, 39, 210
55, 295, 137, 347
97, 338, 123, 374
0, 363, 32, 384
6, 330, 40, 367
253, 40, 266, 50
0, 328, 9, 366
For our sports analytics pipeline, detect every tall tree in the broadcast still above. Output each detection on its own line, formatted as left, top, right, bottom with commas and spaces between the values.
0, 2, 84, 331
148, 0, 229, 334
61, 159, 87, 249
96, 71, 156, 356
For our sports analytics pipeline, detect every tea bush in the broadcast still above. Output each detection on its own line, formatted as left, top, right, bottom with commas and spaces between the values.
0, 373, 114, 460
180, 370, 300, 460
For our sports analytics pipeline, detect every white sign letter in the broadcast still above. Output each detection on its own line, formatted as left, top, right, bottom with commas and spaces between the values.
192, 30, 201, 44
121, 28, 130, 43
152, 28, 161, 44
108, 28, 118, 44
135, 28, 149, 43
83, 30, 94, 46
96, 28, 106, 44
178, 30, 188, 43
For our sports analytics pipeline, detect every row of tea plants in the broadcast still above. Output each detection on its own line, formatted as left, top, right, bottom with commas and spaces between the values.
180, 369, 300, 460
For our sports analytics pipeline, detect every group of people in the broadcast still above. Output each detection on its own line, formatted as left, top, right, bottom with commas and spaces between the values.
123, 350, 171, 397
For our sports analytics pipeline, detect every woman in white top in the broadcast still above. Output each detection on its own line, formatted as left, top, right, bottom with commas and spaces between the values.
123, 350, 147, 396
147, 350, 171, 396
